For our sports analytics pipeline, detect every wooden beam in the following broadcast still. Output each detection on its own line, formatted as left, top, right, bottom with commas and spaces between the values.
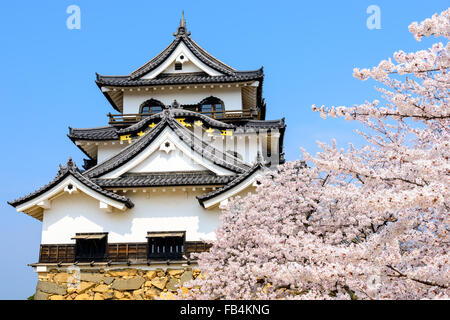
37, 199, 51, 209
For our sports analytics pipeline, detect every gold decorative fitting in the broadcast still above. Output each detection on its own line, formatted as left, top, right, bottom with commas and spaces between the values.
180, 11, 186, 28
175, 118, 192, 127
221, 130, 233, 136
137, 131, 145, 137
194, 120, 203, 127
205, 127, 215, 134
148, 122, 156, 128
120, 135, 131, 141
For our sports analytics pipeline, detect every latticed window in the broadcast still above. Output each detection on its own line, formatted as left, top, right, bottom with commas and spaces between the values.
146, 231, 185, 260
199, 96, 224, 119
72, 233, 108, 262
140, 99, 164, 116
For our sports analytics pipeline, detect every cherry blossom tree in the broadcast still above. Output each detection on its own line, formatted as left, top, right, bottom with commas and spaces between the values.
184, 9, 449, 299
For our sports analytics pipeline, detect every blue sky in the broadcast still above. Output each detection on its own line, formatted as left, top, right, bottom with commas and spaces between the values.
0, 0, 447, 299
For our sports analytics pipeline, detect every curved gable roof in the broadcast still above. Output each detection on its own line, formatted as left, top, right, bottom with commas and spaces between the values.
117, 108, 234, 136
7, 158, 134, 210
197, 163, 265, 208
129, 26, 236, 80
83, 109, 251, 179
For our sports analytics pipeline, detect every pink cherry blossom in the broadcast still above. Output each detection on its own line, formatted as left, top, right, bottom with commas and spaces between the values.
182, 9, 450, 300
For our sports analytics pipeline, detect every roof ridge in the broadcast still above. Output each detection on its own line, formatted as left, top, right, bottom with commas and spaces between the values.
122, 29, 238, 80
128, 36, 182, 79
196, 163, 265, 206
118, 108, 234, 136
83, 119, 169, 178
186, 36, 236, 73
83, 112, 251, 179
70, 125, 116, 132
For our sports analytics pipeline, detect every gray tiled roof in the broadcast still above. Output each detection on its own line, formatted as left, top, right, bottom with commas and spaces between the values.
196, 163, 264, 207
7, 158, 134, 208
67, 111, 284, 141
83, 109, 251, 179
96, 70, 263, 87
234, 119, 286, 130
92, 172, 235, 188
68, 126, 119, 140
96, 25, 264, 87
129, 26, 237, 79
118, 108, 234, 136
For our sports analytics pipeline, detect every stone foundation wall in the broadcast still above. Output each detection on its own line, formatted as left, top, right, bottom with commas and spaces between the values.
34, 267, 201, 300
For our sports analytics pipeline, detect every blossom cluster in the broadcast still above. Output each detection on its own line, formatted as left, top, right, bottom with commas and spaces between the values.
183, 9, 450, 300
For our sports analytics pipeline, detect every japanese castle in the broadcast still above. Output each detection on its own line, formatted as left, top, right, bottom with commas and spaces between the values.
8, 16, 286, 275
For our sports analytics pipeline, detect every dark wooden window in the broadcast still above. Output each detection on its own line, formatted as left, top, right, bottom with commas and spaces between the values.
140, 99, 164, 116
174, 62, 182, 70
147, 231, 185, 260
72, 233, 108, 262
199, 97, 224, 119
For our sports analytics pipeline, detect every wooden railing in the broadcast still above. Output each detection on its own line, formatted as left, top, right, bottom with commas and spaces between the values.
38, 242, 211, 264
108, 109, 254, 125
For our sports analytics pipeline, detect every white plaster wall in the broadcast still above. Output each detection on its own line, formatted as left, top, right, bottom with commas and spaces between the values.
141, 42, 222, 79
129, 149, 207, 173
122, 87, 243, 114
206, 134, 262, 164
163, 60, 203, 74
41, 190, 221, 244
97, 144, 126, 163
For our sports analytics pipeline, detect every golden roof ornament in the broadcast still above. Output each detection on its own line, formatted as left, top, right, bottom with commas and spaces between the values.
174, 11, 191, 36
180, 11, 186, 28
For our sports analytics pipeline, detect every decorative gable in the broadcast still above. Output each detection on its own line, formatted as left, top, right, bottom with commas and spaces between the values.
140, 41, 223, 79
101, 126, 234, 178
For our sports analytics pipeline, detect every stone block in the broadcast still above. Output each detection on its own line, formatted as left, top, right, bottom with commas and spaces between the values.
110, 276, 145, 291
74, 293, 90, 300
144, 270, 157, 280
114, 291, 124, 299
104, 290, 114, 300
151, 277, 168, 290
94, 293, 105, 300
92, 284, 109, 293
103, 277, 114, 285
34, 290, 49, 300
108, 269, 137, 277
167, 269, 184, 277
53, 273, 69, 284
144, 287, 161, 299
160, 291, 175, 300
76, 281, 95, 294
180, 271, 193, 285
166, 278, 180, 291
80, 273, 103, 283
36, 281, 67, 295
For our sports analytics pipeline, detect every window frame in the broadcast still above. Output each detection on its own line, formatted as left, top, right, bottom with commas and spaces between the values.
72, 232, 108, 262
199, 96, 225, 119
174, 62, 183, 70
139, 99, 165, 116
146, 231, 186, 261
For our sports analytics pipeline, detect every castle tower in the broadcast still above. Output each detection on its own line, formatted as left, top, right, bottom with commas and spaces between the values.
8, 16, 286, 300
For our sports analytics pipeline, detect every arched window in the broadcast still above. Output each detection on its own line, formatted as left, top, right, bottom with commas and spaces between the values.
140, 99, 164, 117
199, 97, 224, 119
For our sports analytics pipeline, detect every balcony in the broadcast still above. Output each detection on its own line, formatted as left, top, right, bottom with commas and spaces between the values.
108, 109, 256, 126
37, 241, 211, 264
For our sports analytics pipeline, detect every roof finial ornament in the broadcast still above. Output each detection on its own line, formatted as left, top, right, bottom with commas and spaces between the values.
174, 11, 190, 37
171, 99, 180, 109
180, 11, 186, 28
